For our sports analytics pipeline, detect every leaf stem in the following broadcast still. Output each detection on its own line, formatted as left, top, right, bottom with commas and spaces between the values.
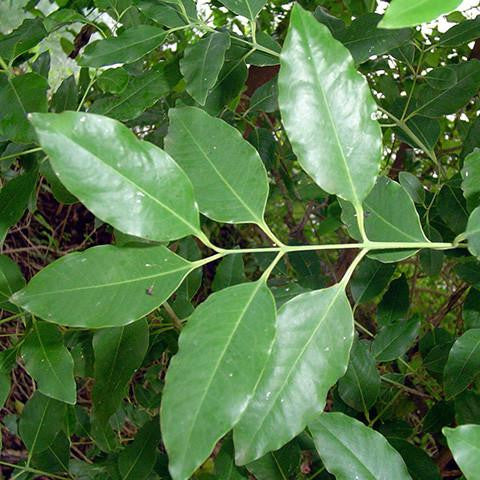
354, 203, 368, 242
0, 147, 42, 162
340, 249, 369, 287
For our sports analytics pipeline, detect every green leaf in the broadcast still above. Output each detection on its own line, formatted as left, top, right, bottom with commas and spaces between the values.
337, 13, 412, 65
415, 61, 480, 118
338, 339, 380, 412
0, 254, 25, 313
97, 68, 129, 94
12, 245, 194, 328
438, 177, 469, 235
118, 419, 161, 480
466, 206, 480, 259
0, 168, 37, 246
455, 390, 480, 425
161, 281, 276, 480
31, 431, 70, 474
388, 439, 441, 480
52, 75, 78, 112
91, 65, 173, 121
379, 0, 463, 29
0, 72, 48, 144
350, 257, 396, 304
78, 25, 166, 67
137, 0, 197, 28
233, 284, 353, 464
438, 17, 480, 47
444, 328, 480, 399
215, 439, 247, 480
19, 391, 66, 456
419, 226, 444, 277
377, 275, 409, 326
278, 4, 381, 206
0, 18, 47, 62
93, 319, 149, 425
0, 371, 9, 408
218, 0, 266, 20
399, 172, 425, 205
424, 66, 457, 90
372, 317, 420, 362
463, 288, 480, 330
180, 32, 230, 105
31, 112, 201, 242
461, 149, 480, 210
212, 254, 246, 292
165, 107, 269, 225
341, 177, 428, 262
21, 321, 76, 404
309, 412, 412, 479
443, 425, 480, 480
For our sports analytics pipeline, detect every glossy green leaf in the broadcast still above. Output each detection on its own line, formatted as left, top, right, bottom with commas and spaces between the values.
249, 77, 278, 113
180, 32, 230, 105
0, 254, 25, 313
31, 112, 201, 241
22, 321, 76, 404
137, 0, 197, 27
78, 25, 166, 67
461, 149, 480, 210
31, 431, 70, 474
161, 281, 276, 480
218, 0, 266, 19
93, 319, 149, 426
444, 328, 480, 399
341, 177, 428, 262
0, 72, 48, 143
278, 4, 381, 206
338, 339, 380, 412
377, 275, 409, 326
415, 61, 480, 118
0, 18, 47, 61
466, 206, 480, 259
12, 245, 194, 328
372, 317, 420, 362
118, 419, 161, 480
212, 254, 246, 292
234, 284, 354, 464
379, 0, 463, 29
0, 168, 37, 245
338, 13, 412, 64
443, 425, 480, 480
399, 172, 425, 205
19, 392, 66, 455
165, 107, 269, 225
350, 257, 396, 304
91, 65, 173, 121
309, 412, 412, 479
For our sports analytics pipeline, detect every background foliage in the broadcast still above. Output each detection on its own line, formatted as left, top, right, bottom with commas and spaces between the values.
1, 0, 480, 479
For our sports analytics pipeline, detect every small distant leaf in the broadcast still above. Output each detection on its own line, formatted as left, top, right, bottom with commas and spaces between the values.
379, 0, 463, 29
399, 172, 425, 205
377, 275, 409, 326
0, 169, 37, 246
372, 317, 420, 362
350, 257, 396, 304
12, 245, 194, 328
0, 255, 25, 313
118, 419, 161, 480
19, 392, 66, 456
444, 328, 480, 399
212, 254, 246, 292
165, 107, 269, 225
234, 285, 354, 464
338, 339, 380, 412
279, 4, 381, 206
309, 412, 412, 479
443, 425, 480, 480
180, 32, 230, 105
218, 0, 267, 20
341, 177, 428, 262
31, 112, 201, 241
162, 281, 276, 480
22, 321, 76, 404
79, 25, 166, 67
